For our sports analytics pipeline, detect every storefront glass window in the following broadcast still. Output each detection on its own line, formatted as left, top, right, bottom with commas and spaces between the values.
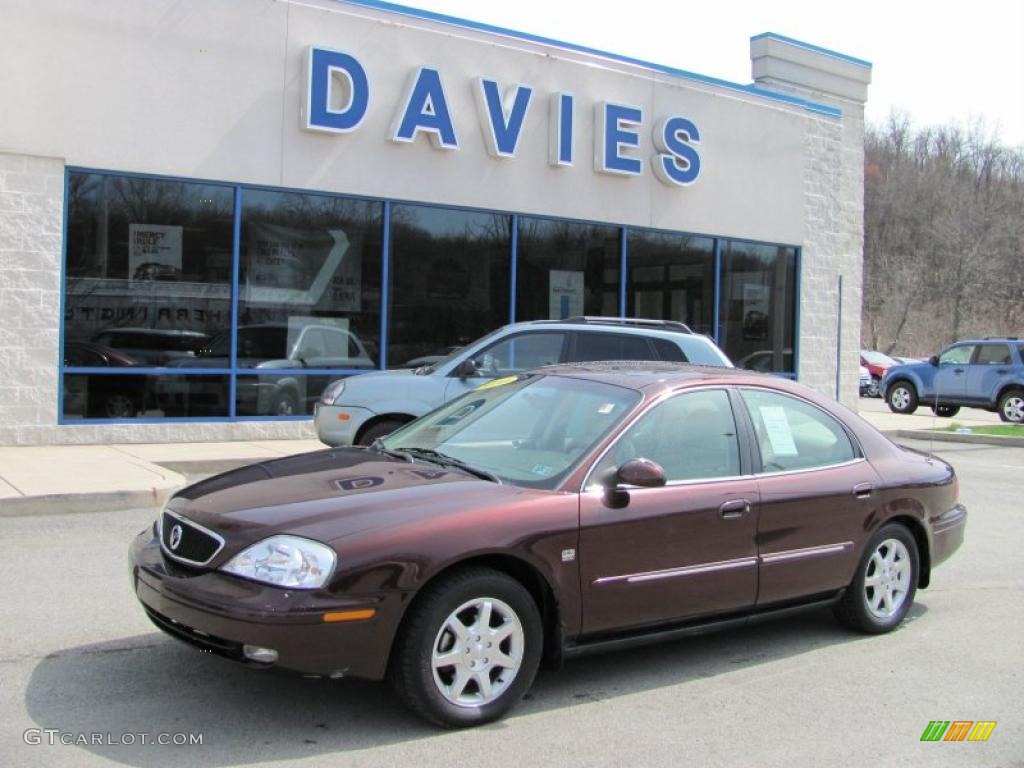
515, 217, 620, 321
718, 242, 797, 372
236, 189, 382, 372
64, 172, 233, 365
626, 230, 714, 335
387, 204, 511, 368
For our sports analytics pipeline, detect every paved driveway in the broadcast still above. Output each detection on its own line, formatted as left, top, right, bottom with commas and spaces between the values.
1, 439, 1020, 767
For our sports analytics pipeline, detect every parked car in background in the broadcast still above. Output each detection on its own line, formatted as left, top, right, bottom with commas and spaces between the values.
133, 362, 966, 727
882, 337, 1024, 422
62, 341, 149, 418
859, 365, 872, 396
860, 350, 899, 397
736, 348, 793, 373
91, 328, 209, 367
315, 317, 734, 446
159, 323, 377, 416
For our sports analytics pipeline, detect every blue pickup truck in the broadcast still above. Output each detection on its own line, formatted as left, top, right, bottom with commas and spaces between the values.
881, 338, 1024, 423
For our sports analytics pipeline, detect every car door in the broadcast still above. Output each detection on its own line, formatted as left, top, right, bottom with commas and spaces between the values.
444, 331, 569, 402
933, 343, 976, 402
579, 388, 758, 634
736, 388, 882, 606
965, 343, 1013, 405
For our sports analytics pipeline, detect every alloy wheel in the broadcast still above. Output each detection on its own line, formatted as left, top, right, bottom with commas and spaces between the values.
863, 539, 912, 619
430, 597, 524, 708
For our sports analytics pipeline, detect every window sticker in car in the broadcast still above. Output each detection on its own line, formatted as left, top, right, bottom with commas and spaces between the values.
531, 464, 553, 476
759, 406, 799, 456
597, 402, 616, 415
476, 375, 520, 391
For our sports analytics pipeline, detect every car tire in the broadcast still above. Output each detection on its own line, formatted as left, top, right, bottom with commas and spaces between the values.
867, 376, 882, 398
103, 394, 137, 419
834, 523, 919, 634
357, 419, 406, 446
388, 567, 543, 728
997, 389, 1024, 423
271, 391, 299, 416
930, 404, 960, 418
886, 381, 918, 414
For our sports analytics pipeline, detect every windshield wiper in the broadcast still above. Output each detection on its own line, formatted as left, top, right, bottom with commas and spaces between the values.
398, 447, 501, 484
369, 438, 412, 462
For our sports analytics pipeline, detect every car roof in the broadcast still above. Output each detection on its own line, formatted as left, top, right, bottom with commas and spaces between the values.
513, 317, 693, 335
535, 360, 779, 394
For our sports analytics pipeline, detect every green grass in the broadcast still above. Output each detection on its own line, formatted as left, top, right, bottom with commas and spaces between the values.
944, 423, 1024, 437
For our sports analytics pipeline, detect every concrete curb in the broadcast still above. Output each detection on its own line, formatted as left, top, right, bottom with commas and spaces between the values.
888, 429, 1024, 447
0, 487, 178, 517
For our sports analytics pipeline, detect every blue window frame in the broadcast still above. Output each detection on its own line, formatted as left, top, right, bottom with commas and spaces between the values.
59, 167, 799, 423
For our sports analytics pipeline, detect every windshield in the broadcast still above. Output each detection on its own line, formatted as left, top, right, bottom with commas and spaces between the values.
380, 375, 641, 490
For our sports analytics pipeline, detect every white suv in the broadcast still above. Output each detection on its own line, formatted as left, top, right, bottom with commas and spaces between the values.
314, 318, 733, 446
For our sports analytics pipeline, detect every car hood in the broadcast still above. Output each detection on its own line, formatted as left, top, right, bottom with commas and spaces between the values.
165, 448, 537, 549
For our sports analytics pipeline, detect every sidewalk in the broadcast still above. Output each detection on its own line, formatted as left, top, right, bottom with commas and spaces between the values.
0, 439, 324, 515
0, 407, 1019, 515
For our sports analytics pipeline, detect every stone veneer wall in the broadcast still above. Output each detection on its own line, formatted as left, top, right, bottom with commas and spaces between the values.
0, 151, 315, 445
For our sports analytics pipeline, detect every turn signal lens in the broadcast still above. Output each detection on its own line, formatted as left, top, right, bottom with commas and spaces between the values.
323, 609, 376, 623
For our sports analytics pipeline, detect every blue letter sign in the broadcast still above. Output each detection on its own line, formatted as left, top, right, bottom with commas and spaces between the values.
475, 79, 533, 158
596, 102, 644, 176
653, 116, 701, 186
305, 46, 370, 134
391, 67, 459, 149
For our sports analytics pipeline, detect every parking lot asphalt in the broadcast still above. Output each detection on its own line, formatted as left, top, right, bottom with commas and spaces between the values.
0, 437, 1020, 767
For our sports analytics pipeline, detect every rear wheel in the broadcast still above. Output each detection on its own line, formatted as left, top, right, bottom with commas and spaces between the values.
997, 389, 1024, 423
357, 418, 407, 446
930, 404, 960, 417
270, 391, 298, 416
834, 524, 919, 634
389, 568, 542, 728
886, 381, 918, 414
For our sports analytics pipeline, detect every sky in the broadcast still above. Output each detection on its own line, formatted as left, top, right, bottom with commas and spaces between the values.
391, 0, 1024, 147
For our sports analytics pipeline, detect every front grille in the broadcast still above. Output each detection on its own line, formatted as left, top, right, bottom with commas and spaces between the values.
160, 511, 224, 566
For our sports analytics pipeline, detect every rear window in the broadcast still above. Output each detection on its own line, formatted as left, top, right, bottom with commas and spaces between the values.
976, 344, 1012, 365
651, 337, 687, 362
572, 332, 654, 362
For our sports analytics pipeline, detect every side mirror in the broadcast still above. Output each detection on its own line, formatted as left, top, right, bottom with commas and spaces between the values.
928, 355, 939, 366
456, 359, 477, 379
600, 458, 666, 509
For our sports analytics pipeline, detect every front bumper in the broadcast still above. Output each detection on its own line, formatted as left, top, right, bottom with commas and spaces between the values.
313, 403, 374, 446
930, 503, 967, 569
130, 530, 400, 680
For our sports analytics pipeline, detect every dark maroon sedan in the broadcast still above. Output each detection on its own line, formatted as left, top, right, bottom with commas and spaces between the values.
131, 363, 966, 727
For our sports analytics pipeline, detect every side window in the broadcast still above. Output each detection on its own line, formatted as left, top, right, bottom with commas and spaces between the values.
65, 346, 105, 366
592, 389, 740, 483
319, 329, 347, 358
651, 337, 687, 362
471, 332, 566, 376
572, 332, 654, 362
975, 344, 1011, 365
939, 345, 975, 365
740, 389, 855, 472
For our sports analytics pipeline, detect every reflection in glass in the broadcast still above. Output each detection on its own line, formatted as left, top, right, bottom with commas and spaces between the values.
388, 204, 511, 368
626, 230, 714, 335
237, 190, 382, 369
719, 242, 797, 372
516, 217, 620, 321
64, 173, 233, 366
236, 373, 349, 416
63, 374, 229, 419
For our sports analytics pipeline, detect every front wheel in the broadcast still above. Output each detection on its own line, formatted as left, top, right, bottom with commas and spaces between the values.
867, 376, 881, 398
886, 381, 919, 414
834, 524, 919, 634
997, 389, 1024, 423
931, 404, 960, 418
357, 418, 406, 446
388, 568, 542, 728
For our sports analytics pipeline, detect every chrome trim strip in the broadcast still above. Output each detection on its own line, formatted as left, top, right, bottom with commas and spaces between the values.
753, 457, 867, 479
593, 556, 758, 586
160, 509, 226, 567
759, 541, 854, 565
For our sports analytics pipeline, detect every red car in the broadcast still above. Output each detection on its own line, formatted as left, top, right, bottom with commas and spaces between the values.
131, 363, 966, 727
860, 350, 899, 397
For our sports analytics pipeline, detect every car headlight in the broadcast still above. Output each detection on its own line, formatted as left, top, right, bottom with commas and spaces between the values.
221, 535, 336, 589
320, 379, 346, 405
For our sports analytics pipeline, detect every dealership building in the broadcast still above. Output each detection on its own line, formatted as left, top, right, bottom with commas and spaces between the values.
0, 0, 871, 445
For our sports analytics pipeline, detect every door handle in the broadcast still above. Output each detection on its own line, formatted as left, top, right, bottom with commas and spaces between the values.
719, 499, 751, 519
996, 369, 1009, 374
953, 368, 964, 374
853, 482, 873, 499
